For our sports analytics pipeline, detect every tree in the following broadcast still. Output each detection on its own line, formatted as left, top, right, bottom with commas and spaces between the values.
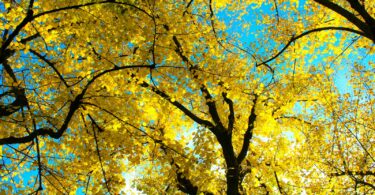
0, 0, 374, 194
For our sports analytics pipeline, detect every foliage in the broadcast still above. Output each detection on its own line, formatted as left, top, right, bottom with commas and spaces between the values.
0, 0, 374, 194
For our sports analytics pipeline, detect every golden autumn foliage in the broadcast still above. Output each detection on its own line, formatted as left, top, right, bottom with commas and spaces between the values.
0, 0, 374, 194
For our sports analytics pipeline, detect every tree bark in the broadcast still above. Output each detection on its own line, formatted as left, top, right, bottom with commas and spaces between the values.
216, 131, 240, 195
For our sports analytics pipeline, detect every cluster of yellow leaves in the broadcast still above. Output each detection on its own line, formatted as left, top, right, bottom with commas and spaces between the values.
0, 0, 374, 194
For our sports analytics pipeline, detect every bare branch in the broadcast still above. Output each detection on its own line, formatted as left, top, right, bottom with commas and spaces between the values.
88, 114, 111, 194
29, 49, 70, 88
274, 171, 283, 194
273, 0, 280, 23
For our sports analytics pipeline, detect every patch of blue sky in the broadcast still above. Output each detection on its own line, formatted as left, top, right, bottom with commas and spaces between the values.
1, 144, 39, 193
0, 56, 52, 193
215, 0, 372, 144
1, 22, 82, 195
0, 2, 6, 11
216, 2, 289, 84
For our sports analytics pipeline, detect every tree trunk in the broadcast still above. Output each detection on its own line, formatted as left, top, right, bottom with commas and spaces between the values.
226, 165, 240, 195
216, 132, 240, 195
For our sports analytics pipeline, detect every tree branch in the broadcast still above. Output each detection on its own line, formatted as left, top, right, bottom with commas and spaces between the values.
273, 0, 280, 23
222, 92, 234, 133
330, 170, 375, 177
208, 0, 228, 52
347, 0, 375, 25
171, 160, 198, 194
313, 0, 368, 32
167, 155, 214, 194
88, 114, 111, 194
33, 0, 152, 19
29, 49, 70, 88
275, 116, 314, 125
0, 65, 152, 145
139, 81, 214, 128
274, 171, 283, 194
237, 95, 257, 164
0, 1, 34, 57
0, 86, 28, 117
82, 101, 190, 159
258, 26, 367, 66
172, 35, 224, 130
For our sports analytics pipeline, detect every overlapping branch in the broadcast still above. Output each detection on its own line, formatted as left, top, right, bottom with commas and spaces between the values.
139, 81, 214, 128
172, 35, 225, 131
314, 0, 375, 42
0, 64, 153, 145
258, 26, 365, 67
260, 0, 375, 67
88, 114, 112, 194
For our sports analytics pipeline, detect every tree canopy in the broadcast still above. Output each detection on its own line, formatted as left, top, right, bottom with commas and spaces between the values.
0, 0, 374, 194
